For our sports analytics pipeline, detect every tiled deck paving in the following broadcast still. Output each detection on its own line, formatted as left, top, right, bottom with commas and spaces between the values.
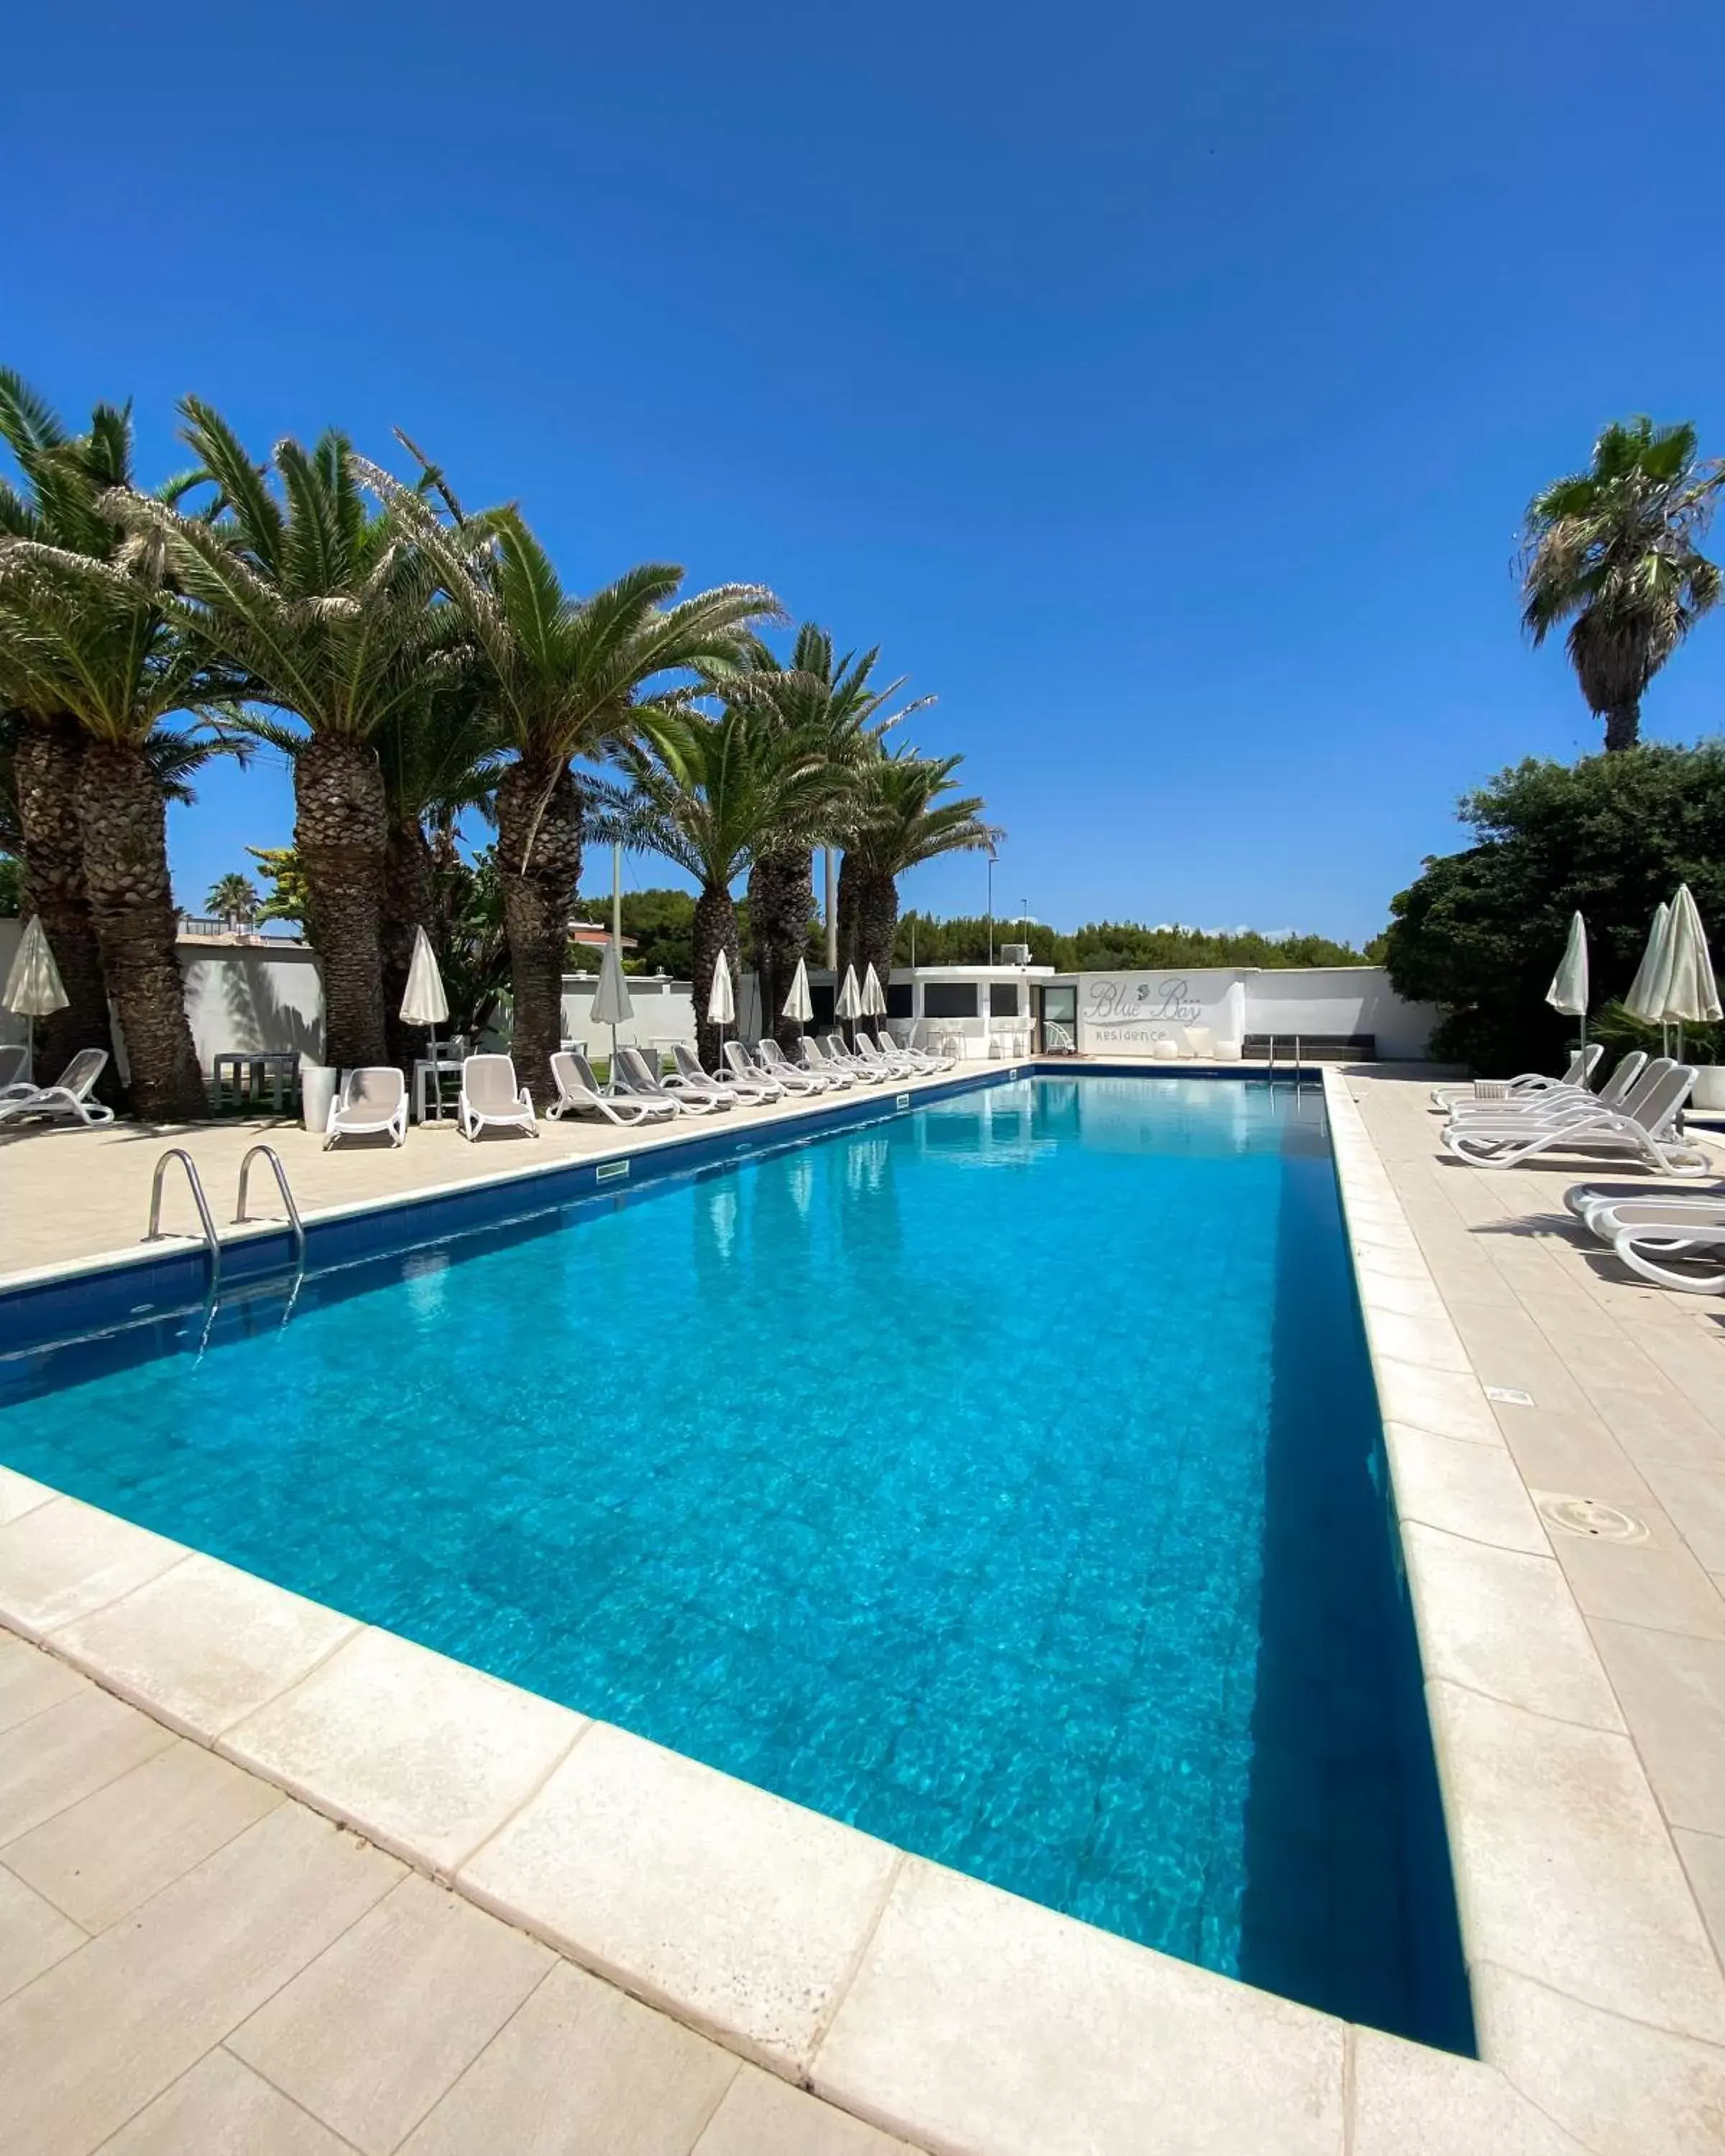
0, 1637, 917, 2156
3, 1062, 1725, 2152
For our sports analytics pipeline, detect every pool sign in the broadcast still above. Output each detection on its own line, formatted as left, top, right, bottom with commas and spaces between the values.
1077, 973, 1243, 1054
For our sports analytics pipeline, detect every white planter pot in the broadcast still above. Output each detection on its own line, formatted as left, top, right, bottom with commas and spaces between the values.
1689, 1067, 1725, 1112
300, 1064, 339, 1134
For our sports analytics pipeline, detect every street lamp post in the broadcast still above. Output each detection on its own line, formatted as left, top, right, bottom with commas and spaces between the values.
986, 848, 996, 965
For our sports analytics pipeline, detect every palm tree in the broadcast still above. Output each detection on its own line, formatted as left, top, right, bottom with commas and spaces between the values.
115, 402, 444, 1069
0, 532, 226, 1120
843, 751, 1000, 1003
1522, 418, 1722, 752
592, 704, 850, 1068
359, 461, 778, 1101
728, 626, 926, 1051
206, 871, 259, 930
0, 370, 146, 1084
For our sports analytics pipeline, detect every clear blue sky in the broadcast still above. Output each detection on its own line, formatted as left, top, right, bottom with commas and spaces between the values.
6, 1, 1723, 943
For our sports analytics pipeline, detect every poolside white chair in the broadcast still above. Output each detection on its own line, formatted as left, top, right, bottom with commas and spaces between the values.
0, 1048, 114, 1128
1609, 1219, 1725, 1294
549, 1050, 676, 1127
819, 1033, 885, 1082
616, 1044, 727, 1115
798, 1037, 852, 1088
1446, 1050, 1647, 1125
1563, 1174, 1725, 1226
324, 1067, 408, 1148
758, 1038, 827, 1093
665, 1043, 750, 1110
854, 1033, 919, 1080
1443, 1062, 1707, 1174
721, 1040, 785, 1100
459, 1054, 538, 1141
1431, 1043, 1603, 1112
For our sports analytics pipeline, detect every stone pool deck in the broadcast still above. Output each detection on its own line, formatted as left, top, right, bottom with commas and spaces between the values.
1, 1060, 1722, 2153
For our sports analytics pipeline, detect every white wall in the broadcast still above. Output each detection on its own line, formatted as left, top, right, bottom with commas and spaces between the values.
178, 945, 326, 1069
1072, 966, 1436, 1059
560, 975, 696, 1059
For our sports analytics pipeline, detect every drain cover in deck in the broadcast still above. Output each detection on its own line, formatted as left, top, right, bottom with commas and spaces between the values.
1535, 1493, 1650, 1544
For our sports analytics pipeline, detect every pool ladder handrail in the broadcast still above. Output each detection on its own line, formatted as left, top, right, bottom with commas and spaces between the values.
145, 1148, 223, 1287
234, 1143, 306, 1266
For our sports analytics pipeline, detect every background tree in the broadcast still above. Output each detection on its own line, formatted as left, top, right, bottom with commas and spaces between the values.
593, 704, 847, 1067
367, 464, 778, 1101
206, 871, 259, 929
1522, 418, 1721, 752
1381, 744, 1725, 1070
842, 751, 1000, 1003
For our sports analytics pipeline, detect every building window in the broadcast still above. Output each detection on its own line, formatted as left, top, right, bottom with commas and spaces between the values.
811, 984, 836, 1026
990, 982, 1021, 1017
924, 982, 978, 1018
886, 982, 914, 1018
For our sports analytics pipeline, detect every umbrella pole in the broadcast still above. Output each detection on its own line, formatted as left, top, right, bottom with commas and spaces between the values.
609, 1023, 618, 1093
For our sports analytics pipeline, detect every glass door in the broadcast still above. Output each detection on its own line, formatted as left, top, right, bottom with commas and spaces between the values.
1039, 985, 1077, 1052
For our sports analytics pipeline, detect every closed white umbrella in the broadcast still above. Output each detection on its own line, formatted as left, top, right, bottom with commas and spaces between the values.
861, 963, 888, 1023
834, 962, 862, 1043
1662, 885, 1721, 1058
399, 926, 451, 1116
590, 938, 635, 1089
1624, 903, 1674, 1026
4, 916, 69, 1082
706, 946, 735, 1059
782, 955, 814, 1033
1545, 911, 1590, 1049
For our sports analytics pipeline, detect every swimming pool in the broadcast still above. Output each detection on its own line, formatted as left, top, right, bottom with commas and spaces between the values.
0, 1074, 1471, 2048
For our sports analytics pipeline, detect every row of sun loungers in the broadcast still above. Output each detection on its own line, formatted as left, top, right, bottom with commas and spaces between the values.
318, 1031, 956, 1148
1433, 1047, 1723, 1293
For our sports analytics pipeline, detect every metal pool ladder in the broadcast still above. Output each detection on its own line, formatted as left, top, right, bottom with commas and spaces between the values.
146, 1148, 223, 1287
234, 1143, 306, 1266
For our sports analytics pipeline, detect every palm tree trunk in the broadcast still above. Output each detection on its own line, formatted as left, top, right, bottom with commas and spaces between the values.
748, 844, 814, 1051
12, 714, 121, 1097
836, 851, 860, 973
382, 813, 435, 1076
1604, 702, 1641, 752
857, 869, 899, 1026
496, 755, 582, 1106
76, 740, 207, 1121
295, 734, 389, 1070
692, 884, 741, 1072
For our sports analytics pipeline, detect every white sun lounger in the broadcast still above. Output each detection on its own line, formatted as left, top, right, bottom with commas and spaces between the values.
0, 1048, 114, 1128
1445, 1050, 1647, 1124
1563, 1175, 1725, 1226
1605, 1217, 1725, 1294
853, 1034, 919, 1080
616, 1044, 728, 1115
1443, 1063, 1706, 1173
0, 1045, 27, 1091
324, 1066, 408, 1148
549, 1051, 676, 1127
459, 1054, 538, 1141
1430, 1044, 1602, 1112
719, 1041, 786, 1100
666, 1043, 755, 1108
758, 1038, 827, 1093
797, 1037, 852, 1088
819, 1034, 886, 1082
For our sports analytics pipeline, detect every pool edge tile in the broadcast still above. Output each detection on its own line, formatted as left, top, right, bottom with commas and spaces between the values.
457, 1719, 902, 2079
0, 1494, 190, 1642
809, 1855, 1348, 2156
217, 1625, 589, 1879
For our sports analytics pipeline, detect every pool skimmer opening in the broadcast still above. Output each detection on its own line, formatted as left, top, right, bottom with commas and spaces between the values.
1535, 1493, 1650, 1544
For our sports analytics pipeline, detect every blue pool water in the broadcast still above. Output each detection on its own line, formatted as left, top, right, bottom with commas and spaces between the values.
0, 1076, 1471, 2047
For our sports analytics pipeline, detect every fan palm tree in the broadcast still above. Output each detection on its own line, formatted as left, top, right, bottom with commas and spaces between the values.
112, 402, 446, 1068
726, 625, 926, 1051
1522, 418, 1723, 752
0, 369, 179, 1085
358, 461, 778, 1100
592, 704, 850, 1068
206, 872, 259, 929
843, 752, 1000, 1003
0, 535, 229, 1119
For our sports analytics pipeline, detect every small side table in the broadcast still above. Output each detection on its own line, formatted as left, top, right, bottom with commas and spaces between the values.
414, 1057, 466, 1123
